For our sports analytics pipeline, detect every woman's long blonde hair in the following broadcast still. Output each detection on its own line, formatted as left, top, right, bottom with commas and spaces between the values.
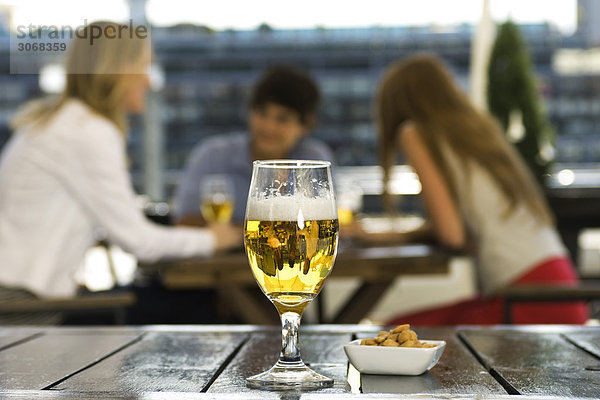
377, 53, 552, 224
11, 21, 148, 134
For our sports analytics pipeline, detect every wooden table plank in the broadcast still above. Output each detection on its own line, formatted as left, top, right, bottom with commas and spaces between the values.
353, 327, 505, 395
0, 390, 276, 399
0, 392, 596, 400
563, 330, 600, 359
0, 332, 41, 352
52, 331, 249, 394
207, 331, 352, 394
459, 327, 600, 398
300, 395, 600, 400
0, 330, 141, 390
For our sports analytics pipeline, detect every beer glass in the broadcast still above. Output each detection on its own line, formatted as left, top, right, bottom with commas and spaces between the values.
200, 174, 234, 223
336, 177, 363, 226
244, 160, 339, 390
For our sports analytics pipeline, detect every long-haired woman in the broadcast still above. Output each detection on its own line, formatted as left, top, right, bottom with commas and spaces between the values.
375, 53, 588, 325
0, 21, 239, 309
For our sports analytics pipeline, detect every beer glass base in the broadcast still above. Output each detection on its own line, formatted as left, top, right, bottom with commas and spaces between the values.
246, 360, 334, 390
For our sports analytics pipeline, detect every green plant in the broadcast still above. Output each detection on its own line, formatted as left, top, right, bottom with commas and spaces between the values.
487, 21, 553, 185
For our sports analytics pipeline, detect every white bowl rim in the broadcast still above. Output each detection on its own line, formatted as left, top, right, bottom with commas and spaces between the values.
345, 338, 446, 350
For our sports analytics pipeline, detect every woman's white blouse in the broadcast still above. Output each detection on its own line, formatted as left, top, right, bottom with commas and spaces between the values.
0, 99, 216, 298
440, 141, 567, 295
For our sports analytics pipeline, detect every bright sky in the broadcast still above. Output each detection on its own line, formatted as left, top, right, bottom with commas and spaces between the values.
2, 0, 578, 33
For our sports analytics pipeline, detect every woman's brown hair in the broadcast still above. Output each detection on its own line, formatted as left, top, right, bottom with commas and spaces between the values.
377, 53, 552, 224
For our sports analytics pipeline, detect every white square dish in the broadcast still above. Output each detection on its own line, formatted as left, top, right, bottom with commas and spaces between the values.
343, 339, 446, 375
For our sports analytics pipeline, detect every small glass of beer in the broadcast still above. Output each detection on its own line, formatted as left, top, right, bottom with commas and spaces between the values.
200, 174, 234, 223
336, 177, 363, 226
244, 160, 339, 390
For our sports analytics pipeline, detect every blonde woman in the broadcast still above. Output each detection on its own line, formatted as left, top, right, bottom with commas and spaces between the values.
374, 54, 588, 325
0, 22, 240, 307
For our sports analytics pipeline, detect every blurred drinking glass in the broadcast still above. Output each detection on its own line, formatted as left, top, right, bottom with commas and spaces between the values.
336, 178, 363, 226
200, 175, 234, 223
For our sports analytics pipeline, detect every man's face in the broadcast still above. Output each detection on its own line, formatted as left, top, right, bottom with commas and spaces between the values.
249, 102, 309, 159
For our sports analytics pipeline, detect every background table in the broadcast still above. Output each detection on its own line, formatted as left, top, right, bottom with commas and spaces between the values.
141, 244, 452, 324
0, 324, 598, 399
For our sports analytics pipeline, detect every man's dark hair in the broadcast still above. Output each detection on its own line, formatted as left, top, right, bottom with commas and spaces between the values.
249, 66, 320, 124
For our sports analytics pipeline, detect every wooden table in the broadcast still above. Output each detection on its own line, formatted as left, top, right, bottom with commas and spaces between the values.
141, 243, 451, 324
0, 324, 598, 399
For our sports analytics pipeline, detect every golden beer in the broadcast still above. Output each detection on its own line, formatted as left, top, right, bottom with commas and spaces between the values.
337, 207, 355, 226
201, 199, 234, 223
245, 219, 338, 314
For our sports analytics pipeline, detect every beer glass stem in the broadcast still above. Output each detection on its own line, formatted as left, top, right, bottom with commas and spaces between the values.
279, 311, 301, 362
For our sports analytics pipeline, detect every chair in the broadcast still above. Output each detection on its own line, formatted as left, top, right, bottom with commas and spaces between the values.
502, 280, 600, 323
0, 291, 137, 325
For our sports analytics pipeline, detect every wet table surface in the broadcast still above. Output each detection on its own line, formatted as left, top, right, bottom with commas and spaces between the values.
0, 324, 598, 399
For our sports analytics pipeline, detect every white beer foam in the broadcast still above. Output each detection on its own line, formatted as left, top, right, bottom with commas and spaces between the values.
246, 195, 337, 221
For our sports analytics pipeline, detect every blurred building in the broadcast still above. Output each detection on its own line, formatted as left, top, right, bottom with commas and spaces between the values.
0, 5, 40, 150
0, 16, 599, 199
149, 22, 581, 198
576, 0, 600, 46
550, 48, 600, 164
